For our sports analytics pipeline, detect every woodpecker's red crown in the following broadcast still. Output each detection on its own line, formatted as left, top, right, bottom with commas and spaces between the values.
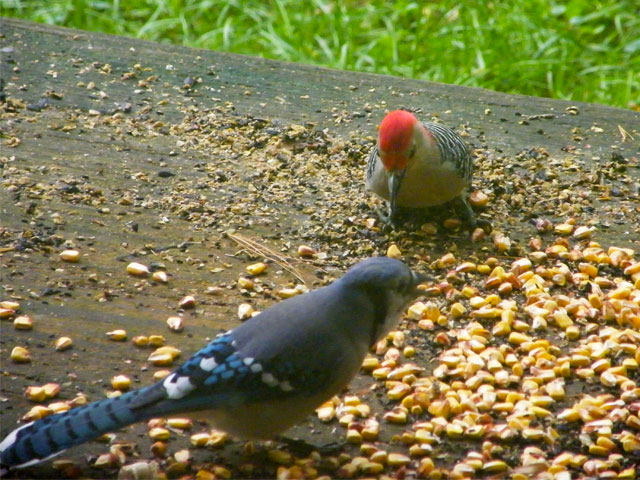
378, 110, 418, 171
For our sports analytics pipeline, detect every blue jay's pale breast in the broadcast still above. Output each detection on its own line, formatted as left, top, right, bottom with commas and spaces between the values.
191, 391, 334, 439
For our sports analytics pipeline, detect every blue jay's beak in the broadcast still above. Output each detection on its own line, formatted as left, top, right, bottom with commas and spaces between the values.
388, 169, 406, 220
411, 271, 429, 295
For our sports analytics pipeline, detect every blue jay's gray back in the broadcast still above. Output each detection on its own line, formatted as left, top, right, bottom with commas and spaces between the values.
0, 257, 426, 470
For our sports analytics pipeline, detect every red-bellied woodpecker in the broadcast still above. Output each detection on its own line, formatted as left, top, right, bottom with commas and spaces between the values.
366, 109, 483, 229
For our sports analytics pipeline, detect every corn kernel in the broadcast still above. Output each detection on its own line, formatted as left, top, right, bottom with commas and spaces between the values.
25, 386, 46, 402
387, 453, 411, 467
132, 335, 149, 347
106, 329, 127, 341
179, 295, 196, 309
59, 249, 80, 262
111, 375, 131, 391
148, 335, 165, 347
166, 316, 184, 332
11, 346, 31, 363
387, 244, 402, 259
127, 262, 150, 276
23, 405, 53, 421
166, 418, 192, 430
246, 262, 268, 275
149, 427, 170, 441
13, 315, 33, 330
152, 271, 169, 283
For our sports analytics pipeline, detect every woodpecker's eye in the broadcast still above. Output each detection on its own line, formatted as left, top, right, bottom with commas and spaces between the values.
408, 146, 417, 158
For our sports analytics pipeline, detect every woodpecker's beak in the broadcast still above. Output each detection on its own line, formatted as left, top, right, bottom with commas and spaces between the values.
388, 169, 406, 220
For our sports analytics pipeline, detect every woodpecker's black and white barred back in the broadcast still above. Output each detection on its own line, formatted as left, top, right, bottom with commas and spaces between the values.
1, 257, 426, 471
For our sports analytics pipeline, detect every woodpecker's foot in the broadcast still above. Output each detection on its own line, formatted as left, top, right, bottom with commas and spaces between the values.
372, 205, 398, 230
475, 218, 493, 234
453, 196, 491, 233
276, 436, 346, 456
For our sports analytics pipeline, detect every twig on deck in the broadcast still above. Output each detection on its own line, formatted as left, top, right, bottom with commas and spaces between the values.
226, 232, 308, 285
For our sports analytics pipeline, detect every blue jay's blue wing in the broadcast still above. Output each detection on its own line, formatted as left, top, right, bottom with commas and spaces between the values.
132, 324, 344, 415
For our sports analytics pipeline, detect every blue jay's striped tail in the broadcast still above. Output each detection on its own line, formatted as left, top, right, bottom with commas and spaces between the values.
0, 385, 160, 469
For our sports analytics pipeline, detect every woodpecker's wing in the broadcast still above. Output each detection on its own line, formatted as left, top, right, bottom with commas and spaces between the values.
422, 122, 472, 182
365, 145, 381, 184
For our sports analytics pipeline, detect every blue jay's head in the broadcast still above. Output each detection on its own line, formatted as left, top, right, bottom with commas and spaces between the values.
340, 257, 427, 344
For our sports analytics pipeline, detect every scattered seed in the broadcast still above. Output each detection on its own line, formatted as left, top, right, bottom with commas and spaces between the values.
106, 329, 127, 341
22, 405, 52, 421
167, 418, 192, 430
148, 335, 166, 347
387, 244, 402, 259
297, 245, 316, 257
388, 453, 411, 467
13, 315, 33, 330
190, 433, 210, 447
11, 346, 31, 363
151, 271, 169, 283
206, 429, 228, 447
111, 375, 131, 391
118, 461, 160, 480
153, 370, 171, 380
43, 383, 61, 398
126, 262, 150, 277
148, 427, 170, 441
237, 303, 254, 320
59, 249, 80, 262
246, 262, 268, 276
132, 335, 149, 347
166, 316, 184, 332
1, 300, 20, 311
178, 295, 196, 309
25, 386, 46, 402
54, 336, 73, 351
469, 190, 489, 208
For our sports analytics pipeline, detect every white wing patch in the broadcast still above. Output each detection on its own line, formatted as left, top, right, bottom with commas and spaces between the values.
261, 372, 279, 387
250, 362, 263, 373
279, 381, 293, 392
259, 372, 295, 391
199, 356, 218, 372
163, 374, 195, 399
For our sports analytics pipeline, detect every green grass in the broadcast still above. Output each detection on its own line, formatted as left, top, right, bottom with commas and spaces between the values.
3, 0, 639, 109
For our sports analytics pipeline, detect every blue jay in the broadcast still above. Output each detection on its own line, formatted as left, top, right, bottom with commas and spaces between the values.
1, 257, 426, 469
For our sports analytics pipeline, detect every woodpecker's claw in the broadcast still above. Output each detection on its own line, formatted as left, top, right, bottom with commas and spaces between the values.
475, 218, 493, 234
371, 205, 398, 230
453, 195, 492, 233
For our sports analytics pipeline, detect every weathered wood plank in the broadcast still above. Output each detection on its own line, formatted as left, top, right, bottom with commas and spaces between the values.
1, 18, 639, 478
